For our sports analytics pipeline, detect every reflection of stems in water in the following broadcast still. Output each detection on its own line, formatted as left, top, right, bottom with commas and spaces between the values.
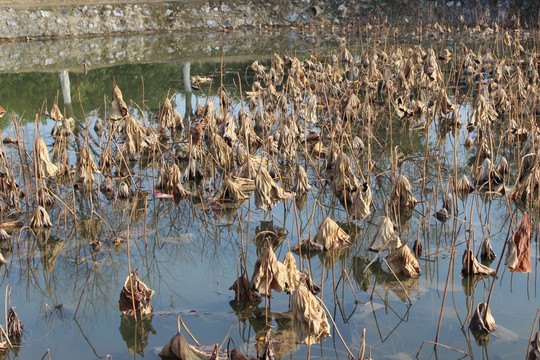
381, 258, 412, 305
74, 318, 102, 358
416, 340, 469, 358
315, 296, 354, 358
370, 294, 411, 343
73, 267, 92, 320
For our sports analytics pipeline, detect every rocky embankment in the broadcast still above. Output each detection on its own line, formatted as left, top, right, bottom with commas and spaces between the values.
0, 0, 537, 40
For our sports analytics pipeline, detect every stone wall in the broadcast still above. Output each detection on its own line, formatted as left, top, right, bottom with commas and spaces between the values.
0, 0, 537, 40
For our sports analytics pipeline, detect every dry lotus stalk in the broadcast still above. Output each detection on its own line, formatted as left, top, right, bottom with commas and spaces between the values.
34, 137, 58, 178
505, 212, 531, 273
111, 84, 128, 120
391, 174, 417, 209
229, 274, 261, 303
7, 307, 23, 342
251, 243, 289, 296
158, 333, 207, 360
481, 237, 496, 262
352, 183, 372, 220
292, 165, 311, 194
469, 302, 496, 335
283, 251, 301, 294
368, 216, 402, 252
386, 244, 421, 278
291, 280, 330, 345
30, 206, 53, 228
312, 217, 350, 251
118, 270, 154, 316
456, 174, 474, 199
462, 249, 496, 276
254, 167, 294, 211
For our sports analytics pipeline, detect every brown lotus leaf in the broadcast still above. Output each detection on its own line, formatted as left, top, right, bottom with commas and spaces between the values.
456, 174, 474, 199
164, 164, 191, 197
254, 167, 294, 211
481, 237, 496, 262
158, 333, 207, 360
229, 275, 260, 303
30, 206, 53, 228
283, 251, 301, 294
505, 212, 531, 273
208, 133, 233, 169
100, 175, 114, 195
157, 96, 175, 129
292, 165, 311, 194
7, 307, 23, 342
462, 249, 496, 276
469, 302, 496, 335
386, 244, 421, 278
118, 270, 154, 317
368, 216, 402, 252
476, 158, 503, 187
291, 280, 330, 345
251, 244, 289, 296
75, 145, 100, 187
330, 152, 361, 195
37, 186, 56, 207
215, 177, 250, 203
312, 217, 350, 251
34, 137, 58, 178
529, 330, 540, 360
391, 174, 417, 209
469, 94, 498, 128
50, 103, 63, 122
117, 181, 132, 199
351, 183, 372, 220
111, 84, 128, 120
0, 228, 9, 242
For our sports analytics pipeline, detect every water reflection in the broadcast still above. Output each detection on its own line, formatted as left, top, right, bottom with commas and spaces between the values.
119, 315, 155, 355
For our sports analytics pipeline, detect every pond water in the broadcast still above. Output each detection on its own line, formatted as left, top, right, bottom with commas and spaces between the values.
0, 30, 538, 360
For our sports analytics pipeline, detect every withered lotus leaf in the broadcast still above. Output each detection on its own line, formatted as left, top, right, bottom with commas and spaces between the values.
34, 137, 58, 178
283, 251, 301, 294
215, 177, 250, 203
469, 302, 496, 335
30, 206, 53, 228
352, 183, 372, 220
312, 217, 350, 251
391, 174, 417, 209
368, 217, 402, 252
158, 333, 207, 360
505, 212, 531, 273
50, 103, 63, 122
456, 174, 474, 199
118, 271, 154, 317
481, 237, 496, 262
462, 249, 496, 276
229, 275, 260, 303
111, 84, 128, 120
386, 244, 421, 278
291, 280, 330, 345
254, 167, 294, 211
251, 244, 289, 296
7, 307, 23, 342
529, 330, 540, 360
292, 165, 311, 194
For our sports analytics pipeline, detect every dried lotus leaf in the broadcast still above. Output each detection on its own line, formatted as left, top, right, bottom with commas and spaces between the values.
30, 206, 53, 228
529, 330, 540, 360
385, 244, 421, 278
251, 244, 289, 296
283, 251, 301, 294
505, 212, 531, 273
229, 275, 260, 303
215, 177, 250, 202
469, 302, 496, 336
254, 167, 294, 211
117, 181, 132, 199
368, 217, 402, 252
158, 333, 207, 360
462, 249, 496, 276
456, 174, 474, 199
481, 237, 496, 262
111, 84, 128, 120
34, 137, 58, 178
292, 165, 311, 194
118, 271, 154, 317
291, 281, 330, 345
7, 307, 23, 342
312, 217, 350, 251
330, 152, 361, 195
351, 183, 372, 220
391, 174, 417, 209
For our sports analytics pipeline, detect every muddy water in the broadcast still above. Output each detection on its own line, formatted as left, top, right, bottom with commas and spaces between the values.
0, 32, 538, 360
